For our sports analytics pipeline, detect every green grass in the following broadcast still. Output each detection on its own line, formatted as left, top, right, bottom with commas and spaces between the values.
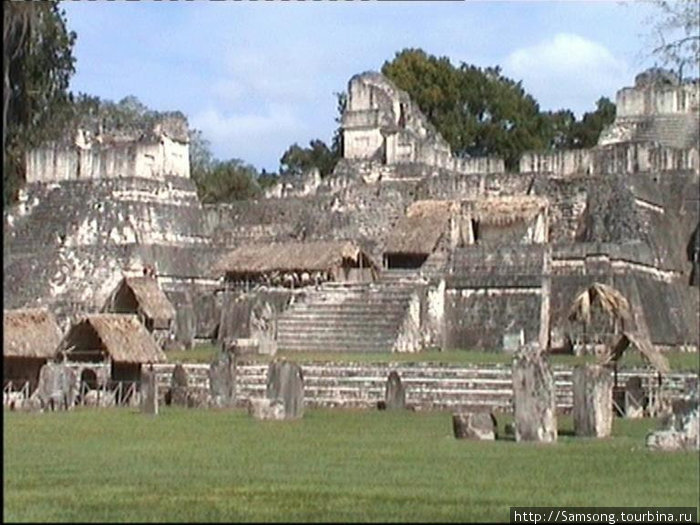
4, 408, 698, 522
170, 344, 700, 371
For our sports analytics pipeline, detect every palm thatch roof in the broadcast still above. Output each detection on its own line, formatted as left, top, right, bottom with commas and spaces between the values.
214, 240, 378, 275
3, 308, 62, 359
385, 200, 457, 255
113, 276, 176, 322
568, 283, 632, 326
605, 331, 671, 374
471, 196, 548, 226
59, 314, 166, 364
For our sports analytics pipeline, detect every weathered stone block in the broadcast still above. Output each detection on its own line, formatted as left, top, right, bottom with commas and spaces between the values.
248, 397, 285, 421
452, 412, 497, 440
646, 400, 699, 451
140, 368, 158, 415
35, 363, 78, 411
209, 351, 235, 408
385, 371, 406, 410
512, 352, 557, 443
170, 363, 189, 407
266, 361, 304, 419
573, 364, 613, 437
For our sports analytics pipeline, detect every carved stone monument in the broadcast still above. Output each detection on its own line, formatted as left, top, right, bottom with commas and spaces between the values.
512, 351, 557, 443
140, 367, 158, 415
209, 350, 235, 408
35, 363, 78, 411
170, 363, 189, 407
265, 360, 304, 419
385, 371, 406, 410
572, 364, 613, 437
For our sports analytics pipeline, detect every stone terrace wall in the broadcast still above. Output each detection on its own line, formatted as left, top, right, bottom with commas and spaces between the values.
444, 245, 546, 350
4, 176, 213, 338
151, 362, 698, 413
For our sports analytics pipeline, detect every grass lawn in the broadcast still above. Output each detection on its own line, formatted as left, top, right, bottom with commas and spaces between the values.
4, 408, 698, 522
168, 344, 700, 372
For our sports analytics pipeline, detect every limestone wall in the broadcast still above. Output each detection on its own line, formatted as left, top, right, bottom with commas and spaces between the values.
616, 82, 699, 118
520, 144, 698, 177
25, 136, 190, 184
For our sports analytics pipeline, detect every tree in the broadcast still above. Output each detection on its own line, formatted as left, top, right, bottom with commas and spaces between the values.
279, 139, 338, 178
644, 0, 700, 79
197, 159, 262, 203
188, 128, 215, 190
3, 0, 76, 204
570, 97, 616, 148
381, 49, 551, 169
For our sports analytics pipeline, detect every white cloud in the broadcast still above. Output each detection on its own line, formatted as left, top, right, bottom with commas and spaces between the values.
190, 105, 310, 171
504, 33, 630, 115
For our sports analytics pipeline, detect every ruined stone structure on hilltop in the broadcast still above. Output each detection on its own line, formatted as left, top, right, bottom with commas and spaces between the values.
4, 68, 699, 356
3, 116, 220, 346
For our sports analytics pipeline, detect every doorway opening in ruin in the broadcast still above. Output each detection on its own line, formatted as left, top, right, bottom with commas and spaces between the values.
471, 219, 480, 243
81, 369, 98, 390
385, 253, 427, 269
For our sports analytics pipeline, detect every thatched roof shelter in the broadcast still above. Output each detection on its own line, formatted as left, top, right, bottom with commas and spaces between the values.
470, 196, 548, 226
58, 314, 166, 364
568, 282, 632, 327
105, 276, 176, 325
214, 240, 378, 275
607, 331, 671, 374
385, 200, 456, 255
3, 308, 62, 359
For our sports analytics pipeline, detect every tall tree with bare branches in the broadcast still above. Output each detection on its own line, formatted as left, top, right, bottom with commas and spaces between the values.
644, 0, 700, 79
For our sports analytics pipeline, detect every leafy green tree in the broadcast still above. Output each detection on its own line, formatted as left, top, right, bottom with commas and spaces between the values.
382, 49, 551, 169
542, 109, 577, 149
3, 0, 76, 204
279, 139, 338, 178
197, 159, 262, 203
570, 97, 616, 148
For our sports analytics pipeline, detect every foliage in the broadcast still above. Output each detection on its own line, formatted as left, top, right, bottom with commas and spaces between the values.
4, 409, 698, 521
279, 139, 339, 178
381, 49, 618, 168
382, 49, 552, 169
644, 0, 700, 79
195, 158, 263, 203
542, 97, 616, 149
570, 97, 616, 148
3, 0, 76, 205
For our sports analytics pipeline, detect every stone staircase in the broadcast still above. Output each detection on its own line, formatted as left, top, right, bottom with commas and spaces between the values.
276, 275, 422, 353
233, 362, 698, 413
149, 362, 698, 413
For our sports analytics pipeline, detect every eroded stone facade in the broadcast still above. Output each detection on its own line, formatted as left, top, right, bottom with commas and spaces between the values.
3, 68, 699, 355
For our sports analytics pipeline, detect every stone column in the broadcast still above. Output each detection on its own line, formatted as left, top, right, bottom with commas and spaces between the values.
266, 361, 304, 419
572, 364, 613, 437
512, 352, 557, 443
140, 367, 158, 415
385, 371, 406, 410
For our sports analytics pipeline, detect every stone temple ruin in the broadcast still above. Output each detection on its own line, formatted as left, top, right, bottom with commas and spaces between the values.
3, 68, 699, 365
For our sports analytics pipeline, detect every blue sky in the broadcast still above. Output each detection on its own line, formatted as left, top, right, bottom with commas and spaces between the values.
63, 1, 659, 173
